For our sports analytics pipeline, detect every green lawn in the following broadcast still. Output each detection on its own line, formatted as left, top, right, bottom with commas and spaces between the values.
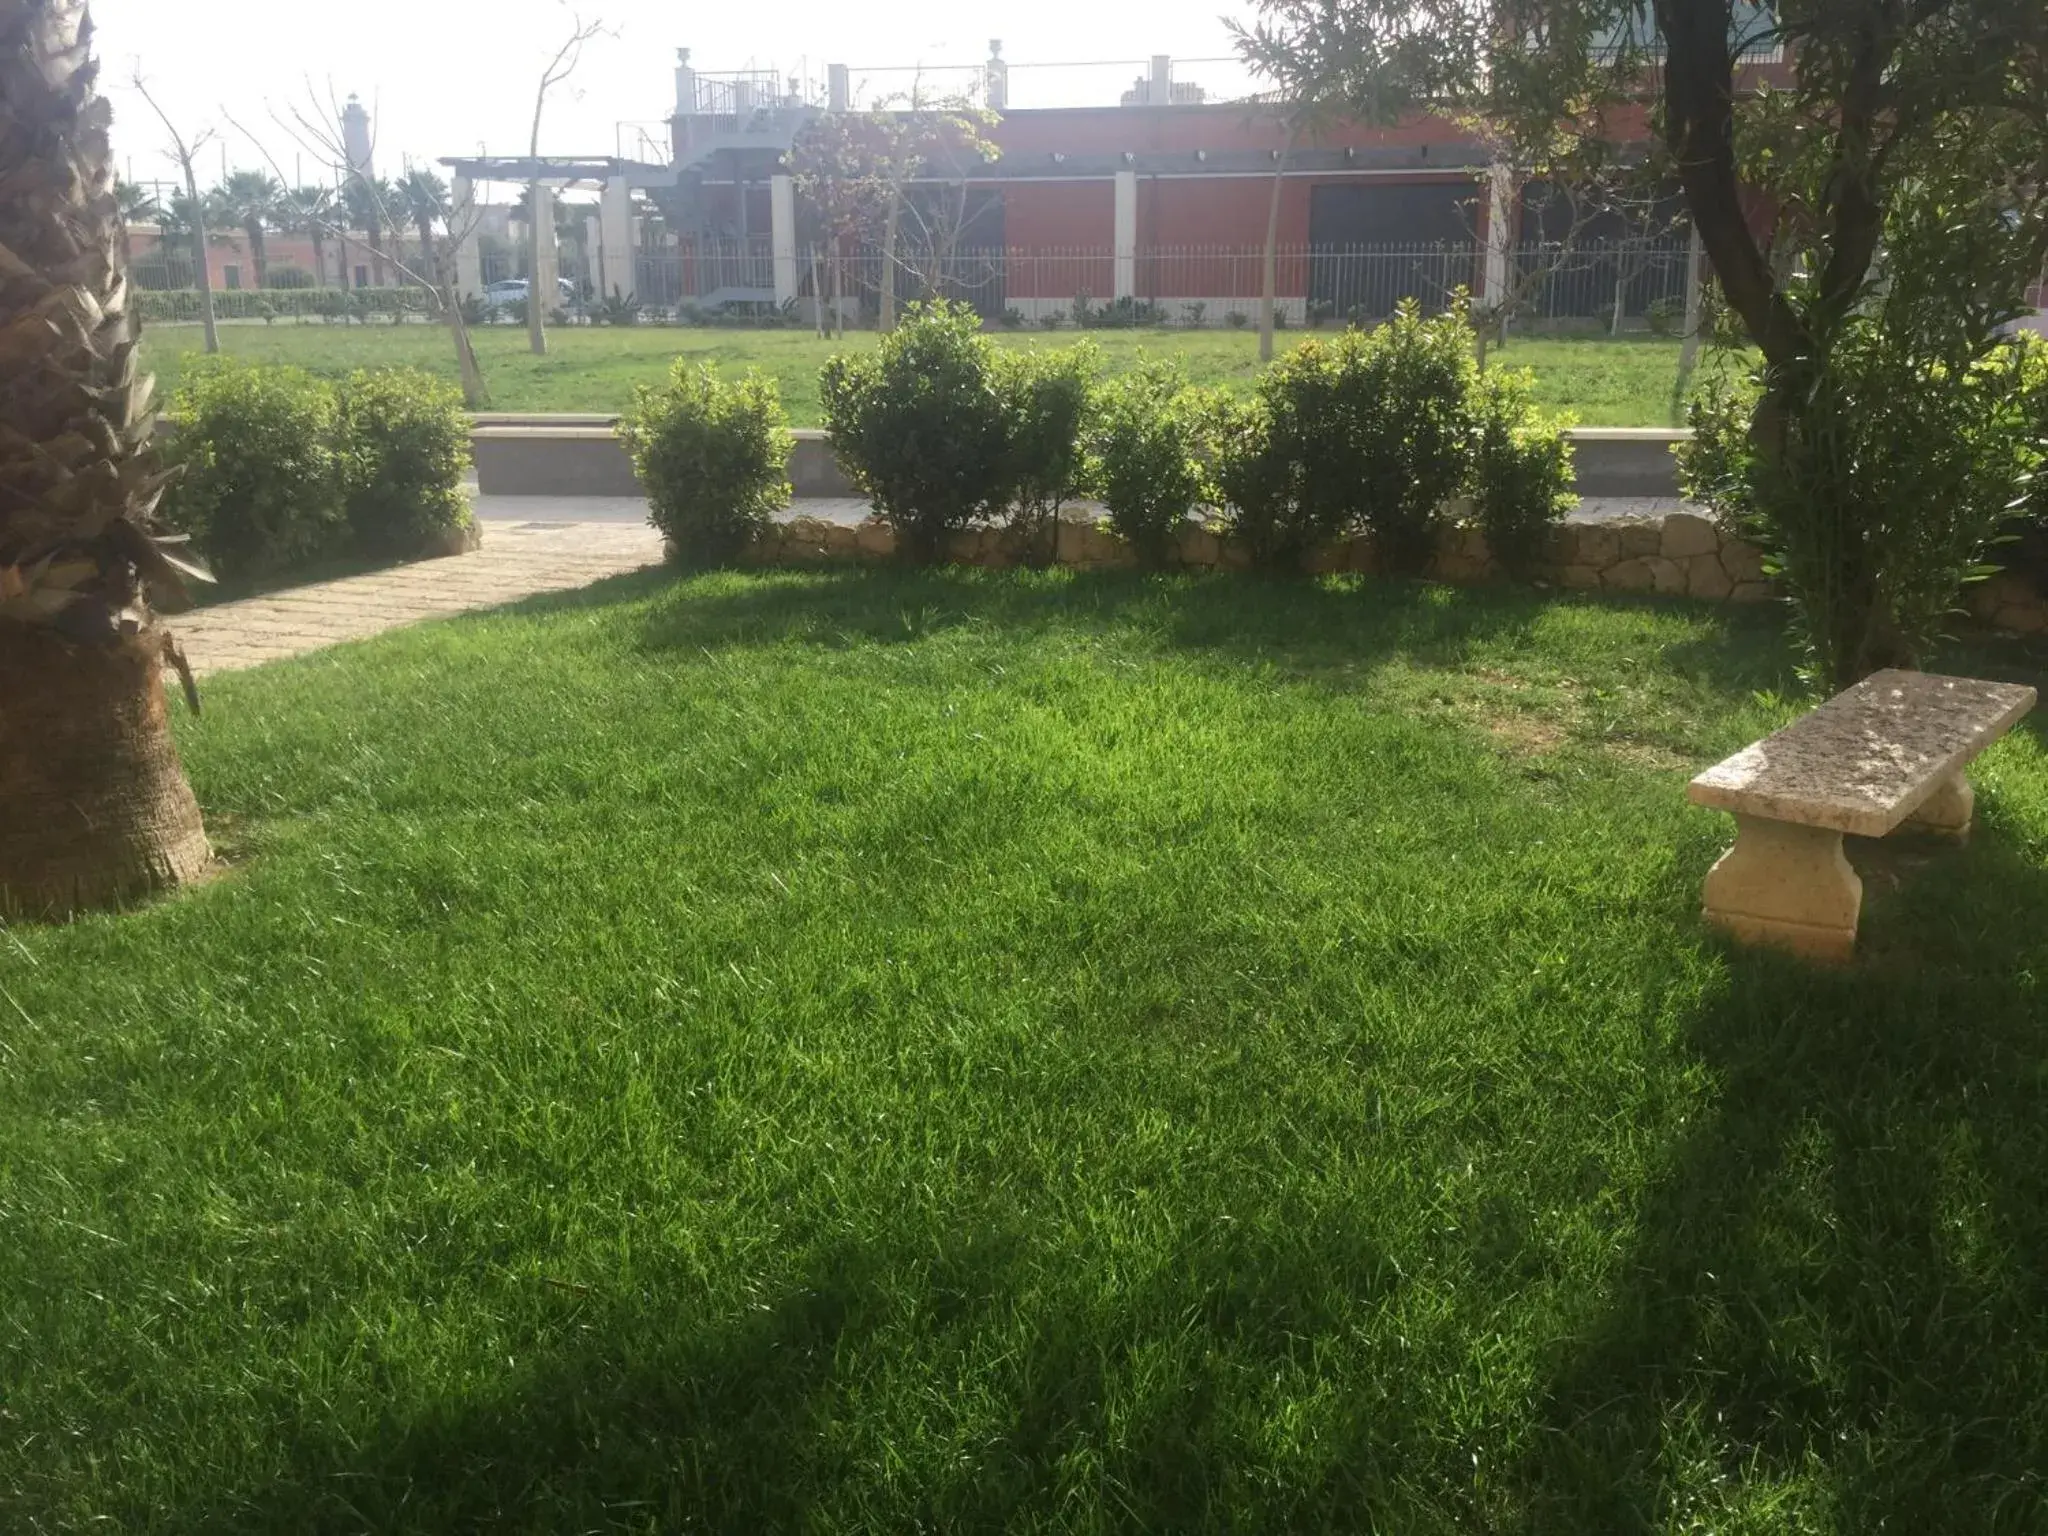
6, 570, 2048, 1532
140, 321, 1703, 427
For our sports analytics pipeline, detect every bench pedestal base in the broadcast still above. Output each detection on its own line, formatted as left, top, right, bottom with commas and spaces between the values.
1903, 772, 1974, 838
1702, 815, 1864, 964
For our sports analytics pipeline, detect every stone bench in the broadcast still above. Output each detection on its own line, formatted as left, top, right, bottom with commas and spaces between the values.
1688, 670, 2037, 961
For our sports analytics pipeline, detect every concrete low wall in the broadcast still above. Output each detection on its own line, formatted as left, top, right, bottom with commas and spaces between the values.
470, 420, 1690, 502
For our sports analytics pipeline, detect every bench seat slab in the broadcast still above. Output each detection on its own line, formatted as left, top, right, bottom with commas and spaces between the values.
1689, 670, 2036, 838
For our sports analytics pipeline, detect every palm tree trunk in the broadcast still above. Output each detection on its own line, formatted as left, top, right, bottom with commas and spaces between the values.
248, 221, 269, 288
1, 0, 212, 917
0, 630, 211, 918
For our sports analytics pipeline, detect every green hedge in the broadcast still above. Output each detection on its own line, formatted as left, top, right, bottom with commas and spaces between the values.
135, 287, 439, 324
160, 361, 471, 583
820, 300, 1580, 574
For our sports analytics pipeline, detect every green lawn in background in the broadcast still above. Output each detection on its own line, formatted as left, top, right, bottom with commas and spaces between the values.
4, 568, 2047, 1531
139, 321, 1706, 427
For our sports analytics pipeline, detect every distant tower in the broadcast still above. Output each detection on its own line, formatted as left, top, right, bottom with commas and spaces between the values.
341, 95, 373, 178
986, 40, 1008, 111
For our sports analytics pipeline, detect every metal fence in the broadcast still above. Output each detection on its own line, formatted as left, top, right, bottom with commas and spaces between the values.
626, 236, 1695, 327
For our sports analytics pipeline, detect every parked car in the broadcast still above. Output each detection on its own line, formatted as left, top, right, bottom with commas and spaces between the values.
480, 277, 578, 315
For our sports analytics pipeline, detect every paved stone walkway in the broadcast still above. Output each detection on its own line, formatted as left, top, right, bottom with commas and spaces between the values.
174, 519, 663, 677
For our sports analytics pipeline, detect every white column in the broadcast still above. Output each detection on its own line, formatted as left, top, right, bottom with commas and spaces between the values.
452, 174, 483, 296
771, 172, 798, 306
1113, 169, 1137, 300
1482, 160, 1513, 309
530, 185, 559, 306
600, 178, 635, 300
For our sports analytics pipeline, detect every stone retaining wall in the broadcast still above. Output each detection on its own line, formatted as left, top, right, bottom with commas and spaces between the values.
739, 509, 1781, 605
732, 509, 2048, 636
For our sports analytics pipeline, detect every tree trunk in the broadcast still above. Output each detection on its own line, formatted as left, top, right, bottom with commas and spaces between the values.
443, 277, 489, 408
0, 627, 211, 919
811, 243, 825, 338
248, 222, 269, 288
178, 158, 218, 354
879, 188, 901, 331
1259, 125, 1299, 364
527, 181, 548, 355
311, 229, 327, 288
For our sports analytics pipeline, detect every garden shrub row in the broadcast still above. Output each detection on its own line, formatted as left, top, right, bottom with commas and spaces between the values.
631, 299, 1577, 576
135, 287, 439, 325
160, 362, 472, 583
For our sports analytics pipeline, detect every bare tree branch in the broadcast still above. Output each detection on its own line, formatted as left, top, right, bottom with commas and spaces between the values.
131, 70, 219, 354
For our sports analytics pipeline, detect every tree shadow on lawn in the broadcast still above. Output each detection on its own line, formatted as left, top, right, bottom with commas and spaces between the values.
1516, 809, 2048, 1532
167, 1198, 1429, 1533
624, 566, 1799, 699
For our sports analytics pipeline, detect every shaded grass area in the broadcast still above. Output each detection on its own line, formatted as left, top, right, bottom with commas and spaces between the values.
4, 569, 2048, 1532
140, 322, 1702, 427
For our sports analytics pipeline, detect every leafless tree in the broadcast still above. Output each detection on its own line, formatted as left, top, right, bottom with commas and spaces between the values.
251, 88, 491, 407
525, 11, 609, 355
131, 71, 218, 354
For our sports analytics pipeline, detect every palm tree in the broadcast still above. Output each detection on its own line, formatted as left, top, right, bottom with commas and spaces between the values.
213, 169, 282, 287
113, 177, 157, 265
0, 0, 211, 916
398, 167, 448, 282
343, 174, 396, 286
283, 184, 337, 287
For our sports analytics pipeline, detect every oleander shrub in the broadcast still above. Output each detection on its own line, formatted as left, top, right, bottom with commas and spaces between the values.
821, 301, 1021, 564
1470, 367, 1577, 579
338, 369, 474, 558
1681, 326, 2046, 680
1086, 363, 1219, 568
159, 362, 344, 582
619, 362, 794, 565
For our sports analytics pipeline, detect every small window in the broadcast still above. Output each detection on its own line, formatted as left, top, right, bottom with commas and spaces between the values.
223, 264, 241, 291
355, 265, 370, 289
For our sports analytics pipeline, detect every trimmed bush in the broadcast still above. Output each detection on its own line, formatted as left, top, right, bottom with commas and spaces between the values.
1001, 342, 1100, 560
159, 362, 343, 582
1215, 308, 1479, 574
821, 301, 1020, 563
338, 369, 474, 559
1470, 368, 1576, 578
619, 362, 793, 565
1086, 362, 1218, 567
1348, 304, 1480, 573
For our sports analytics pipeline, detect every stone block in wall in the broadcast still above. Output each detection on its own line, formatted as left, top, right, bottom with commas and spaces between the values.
1729, 581, 1774, 604
1660, 512, 1720, 560
1218, 538, 1255, 572
1305, 540, 1350, 575
1175, 522, 1221, 569
1065, 523, 1132, 569
1560, 564, 1603, 590
855, 519, 897, 559
1686, 551, 1734, 600
1603, 557, 1659, 592
1571, 525, 1622, 568
823, 523, 859, 556
1616, 521, 1664, 559
1974, 571, 2048, 634
1720, 540, 1766, 584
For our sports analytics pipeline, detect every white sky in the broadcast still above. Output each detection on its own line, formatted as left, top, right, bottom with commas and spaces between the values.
97, 0, 1264, 198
